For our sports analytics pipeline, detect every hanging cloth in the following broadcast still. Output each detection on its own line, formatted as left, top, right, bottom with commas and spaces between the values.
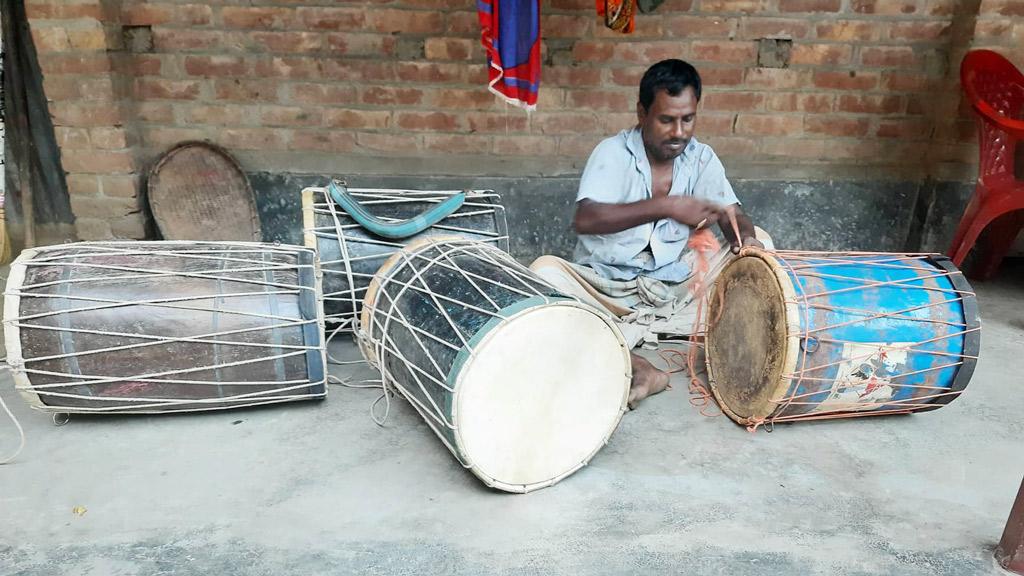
597, 0, 637, 34
477, 0, 542, 110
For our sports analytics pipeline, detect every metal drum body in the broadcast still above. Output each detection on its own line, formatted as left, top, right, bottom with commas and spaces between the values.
3, 241, 327, 414
707, 250, 980, 427
360, 239, 630, 493
302, 187, 508, 329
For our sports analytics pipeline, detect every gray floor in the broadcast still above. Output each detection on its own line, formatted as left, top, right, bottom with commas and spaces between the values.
1, 263, 1023, 576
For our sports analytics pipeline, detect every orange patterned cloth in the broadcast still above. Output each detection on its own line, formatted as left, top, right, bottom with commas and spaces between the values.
596, 0, 636, 34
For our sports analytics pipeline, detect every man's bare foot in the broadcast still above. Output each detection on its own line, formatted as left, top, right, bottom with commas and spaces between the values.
628, 353, 671, 410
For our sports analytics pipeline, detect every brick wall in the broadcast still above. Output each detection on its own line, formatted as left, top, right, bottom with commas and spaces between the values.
22, 0, 1012, 241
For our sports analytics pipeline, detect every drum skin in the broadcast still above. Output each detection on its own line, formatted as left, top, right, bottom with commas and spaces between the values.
360, 238, 631, 493
302, 187, 508, 328
3, 241, 327, 414
707, 250, 980, 426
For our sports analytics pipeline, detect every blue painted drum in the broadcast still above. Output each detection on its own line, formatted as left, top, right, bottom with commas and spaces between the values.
359, 238, 631, 493
706, 250, 981, 429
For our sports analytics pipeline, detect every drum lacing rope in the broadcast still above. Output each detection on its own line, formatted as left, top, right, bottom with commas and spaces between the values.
0, 360, 27, 465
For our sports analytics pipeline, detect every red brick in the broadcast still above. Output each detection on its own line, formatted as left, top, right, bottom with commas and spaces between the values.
128, 55, 162, 76
357, 132, 421, 153
815, 21, 881, 42
50, 103, 122, 126
142, 127, 207, 148
446, 11, 479, 35
322, 61, 397, 82
296, 7, 366, 31
663, 15, 737, 38
983, 0, 1024, 16
261, 106, 322, 127
61, 150, 135, 173
599, 113, 640, 133
42, 77, 80, 100
531, 112, 601, 134
743, 68, 810, 90
55, 127, 90, 149
861, 46, 918, 68
697, 112, 735, 135
186, 104, 247, 126
38, 54, 110, 74
701, 68, 745, 86
68, 27, 107, 51
152, 29, 221, 51
327, 34, 397, 57
876, 118, 932, 139
31, 27, 70, 53
222, 7, 296, 29
288, 83, 357, 105
184, 56, 249, 77
324, 109, 392, 129
852, 0, 918, 13
424, 38, 476, 61
567, 90, 632, 111
423, 134, 493, 154
791, 44, 852, 66
613, 42, 688, 64
435, 88, 500, 110
550, 0, 596, 8
251, 32, 324, 54
544, 14, 594, 38
494, 136, 557, 156
99, 175, 140, 199
369, 10, 444, 34
218, 128, 287, 150
701, 136, 757, 157
691, 41, 757, 64
766, 92, 834, 113
134, 78, 202, 100
812, 71, 878, 90
701, 0, 768, 12
122, 3, 211, 26
361, 86, 425, 106
396, 62, 466, 83
735, 114, 802, 136
89, 127, 128, 149
882, 73, 935, 92
558, 135, 602, 157
254, 57, 323, 79
215, 79, 281, 102
467, 113, 529, 133
739, 18, 812, 39
291, 131, 357, 153
572, 41, 614, 62
544, 66, 603, 87
836, 94, 903, 114
609, 67, 645, 88
136, 102, 174, 123
925, 0, 956, 15
888, 21, 952, 41
804, 115, 870, 137
396, 111, 461, 131
66, 174, 100, 197
974, 19, 1013, 40
25, 1, 102, 19
701, 91, 765, 111
78, 78, 116, 102
779, 0, 841, 10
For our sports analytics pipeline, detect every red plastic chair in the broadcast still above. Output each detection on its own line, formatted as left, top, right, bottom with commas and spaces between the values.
949, 50, 1024, 279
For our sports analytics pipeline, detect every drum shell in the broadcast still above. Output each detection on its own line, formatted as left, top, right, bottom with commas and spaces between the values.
3, 241, 327, 413
301, 187, 508, 327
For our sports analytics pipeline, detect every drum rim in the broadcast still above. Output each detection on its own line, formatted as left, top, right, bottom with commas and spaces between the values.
3, 241, 326, 414
450, 298, 631, 493
707, 248, 802, 426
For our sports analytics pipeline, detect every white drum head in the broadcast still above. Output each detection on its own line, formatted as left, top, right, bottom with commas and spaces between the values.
453, 301, 630, 492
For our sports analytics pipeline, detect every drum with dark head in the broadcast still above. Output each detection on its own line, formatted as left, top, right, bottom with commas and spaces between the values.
3, 241, 327, 413
302, 186, 508, 331
706, 250, 980, 428
359, 238, 630, 493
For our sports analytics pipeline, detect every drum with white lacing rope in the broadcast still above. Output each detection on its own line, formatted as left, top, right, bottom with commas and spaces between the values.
359, 238, 630, 493
302, 185, 508, 331
3, 241, 327, 414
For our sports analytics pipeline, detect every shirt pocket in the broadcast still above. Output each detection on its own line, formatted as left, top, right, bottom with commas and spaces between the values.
657, 219, 689, 242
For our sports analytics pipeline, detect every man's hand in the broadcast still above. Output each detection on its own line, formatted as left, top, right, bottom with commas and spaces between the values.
730, 235, 764, 254
662, 196, 722, 228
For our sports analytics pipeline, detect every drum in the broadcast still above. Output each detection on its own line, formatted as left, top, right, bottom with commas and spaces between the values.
360, 238, 630, 493
706, 250, 980, 428
302, 186, 508, 330
3, 241, 327, 413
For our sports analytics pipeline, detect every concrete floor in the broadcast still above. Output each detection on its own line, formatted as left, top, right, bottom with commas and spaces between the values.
1, 263, 1023, 576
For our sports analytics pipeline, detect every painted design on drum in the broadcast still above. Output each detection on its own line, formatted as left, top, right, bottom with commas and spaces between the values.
301, 186, 509, 331
812, 342, 910, 412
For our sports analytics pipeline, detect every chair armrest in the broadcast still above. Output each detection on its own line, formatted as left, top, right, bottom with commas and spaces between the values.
973, 100, 1024, 138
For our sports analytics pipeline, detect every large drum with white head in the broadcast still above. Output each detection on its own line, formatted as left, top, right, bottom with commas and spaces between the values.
359, 238, 630, 493
3, 241, 327, 414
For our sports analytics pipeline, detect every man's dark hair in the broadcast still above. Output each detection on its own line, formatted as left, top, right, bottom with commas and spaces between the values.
638, 59, 701, 111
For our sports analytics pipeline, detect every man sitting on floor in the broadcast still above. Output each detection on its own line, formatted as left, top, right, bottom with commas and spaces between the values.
530, 59, 772, 408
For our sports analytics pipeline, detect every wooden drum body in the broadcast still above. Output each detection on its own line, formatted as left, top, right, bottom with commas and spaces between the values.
360, 238, 630, 493
302, 186, 508, 329
3, 242, 327, 414
707, 250, 980, 427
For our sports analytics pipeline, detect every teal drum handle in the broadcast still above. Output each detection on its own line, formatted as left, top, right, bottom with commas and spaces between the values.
328, 180, 466, 240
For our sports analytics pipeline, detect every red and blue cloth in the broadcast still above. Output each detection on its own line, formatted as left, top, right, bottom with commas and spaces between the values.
477, 0, 541, 110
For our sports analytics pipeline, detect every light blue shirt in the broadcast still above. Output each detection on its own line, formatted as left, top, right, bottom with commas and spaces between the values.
573, 127, 740, 283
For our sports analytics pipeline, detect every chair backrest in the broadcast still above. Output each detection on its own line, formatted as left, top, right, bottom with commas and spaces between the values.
961, 50, 1024, 181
